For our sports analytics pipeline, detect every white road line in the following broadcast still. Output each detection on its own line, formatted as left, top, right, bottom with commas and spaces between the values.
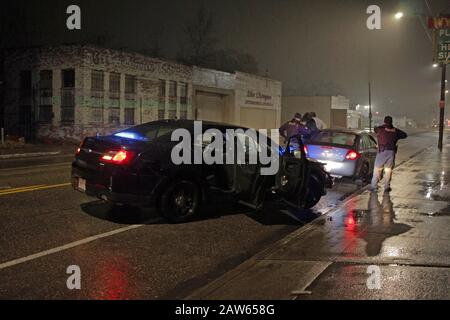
0, 218, 161, 270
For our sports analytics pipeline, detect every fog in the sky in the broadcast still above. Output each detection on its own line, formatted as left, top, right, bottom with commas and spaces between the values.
2, 0, 450, 124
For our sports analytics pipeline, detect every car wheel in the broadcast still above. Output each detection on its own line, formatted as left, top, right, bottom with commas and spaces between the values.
360, 162, 371, 185
159, 180, 200, 223
305, 175, 323, 209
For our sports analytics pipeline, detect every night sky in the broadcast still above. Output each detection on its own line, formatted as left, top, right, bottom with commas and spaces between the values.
2, 0, 450, 124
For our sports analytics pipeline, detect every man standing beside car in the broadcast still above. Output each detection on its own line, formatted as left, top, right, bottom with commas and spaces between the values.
371, 116, 407, 192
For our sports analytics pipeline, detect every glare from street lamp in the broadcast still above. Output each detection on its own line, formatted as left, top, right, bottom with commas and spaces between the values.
395, 12, 404, 19
433, 63, 439, 68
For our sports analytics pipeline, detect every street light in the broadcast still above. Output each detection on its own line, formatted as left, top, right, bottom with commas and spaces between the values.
394, 12, 404, 20
433, 63, 439, 68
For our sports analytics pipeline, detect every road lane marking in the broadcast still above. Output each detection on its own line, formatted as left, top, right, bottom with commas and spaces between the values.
0, 219, 161, 270
0, 185, 46, 192
0, 183, 71, 196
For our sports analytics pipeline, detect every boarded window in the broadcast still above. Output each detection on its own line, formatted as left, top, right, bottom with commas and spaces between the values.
180, 83, 188, 104
91, 70, 104, 92
125, 75, 136, 94
110, 72, 120, 92
62, 69, 75, 88
19, 70, 32, 98
168, 109, 176, 120
124, 108, 135, 125
179, 82, 188, 119
109, 108, 120, 125
91, 107, 104, 124
158, 80, 166, 119
39, 70, 53, 95
61, 86, 75, 123
39, 70, 53, 111
169, 81, 177, 99
39, 105, 53, 122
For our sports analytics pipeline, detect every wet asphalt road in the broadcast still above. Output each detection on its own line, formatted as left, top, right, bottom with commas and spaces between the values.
0, 131, 437, 299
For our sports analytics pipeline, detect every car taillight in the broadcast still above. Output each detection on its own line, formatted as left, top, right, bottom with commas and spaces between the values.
345, 150, 360, 160
75, 139, 85, 155
100, 149, 135, 165
304, 145, 309, 155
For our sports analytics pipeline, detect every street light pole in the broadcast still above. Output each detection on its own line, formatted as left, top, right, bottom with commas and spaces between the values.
368, 81, 372, 132
438, 63, 447, 152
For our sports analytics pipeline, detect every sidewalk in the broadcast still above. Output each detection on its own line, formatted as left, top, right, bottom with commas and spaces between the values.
189, 144, 450, 299
0, 143, 76, 159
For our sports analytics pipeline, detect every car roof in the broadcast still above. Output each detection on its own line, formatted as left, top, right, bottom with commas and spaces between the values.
321, 128, 367, 135
140, 119, 247, 130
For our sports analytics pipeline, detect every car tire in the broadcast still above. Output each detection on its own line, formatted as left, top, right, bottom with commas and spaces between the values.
159, 180, 200, 223
359, 162, 371, 185
305, 175, 323, 209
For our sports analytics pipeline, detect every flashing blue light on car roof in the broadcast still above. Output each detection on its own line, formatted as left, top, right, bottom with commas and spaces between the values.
114, 131, 148, 141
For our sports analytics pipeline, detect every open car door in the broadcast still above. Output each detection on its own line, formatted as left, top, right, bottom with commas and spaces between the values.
275, 134, 309, 208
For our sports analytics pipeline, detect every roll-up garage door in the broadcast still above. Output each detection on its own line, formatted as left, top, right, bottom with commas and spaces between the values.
195, 91, 225, 122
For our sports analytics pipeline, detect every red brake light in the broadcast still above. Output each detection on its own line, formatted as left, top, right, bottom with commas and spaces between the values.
304, 146, 308, 155
75, 139, 85, 155
100, 149, 135, 165
345, 150, 360, 160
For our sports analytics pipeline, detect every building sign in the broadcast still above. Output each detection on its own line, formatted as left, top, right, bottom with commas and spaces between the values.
429, 16, 450, 64
245, 90, 273, 107
434, 29, 450, 64
428, 16, 450, 29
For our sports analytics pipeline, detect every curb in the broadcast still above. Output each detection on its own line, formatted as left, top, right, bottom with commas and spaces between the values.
0, 151, 61, 160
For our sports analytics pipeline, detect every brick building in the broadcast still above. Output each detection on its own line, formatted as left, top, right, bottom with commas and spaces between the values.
2, 44, 281, 142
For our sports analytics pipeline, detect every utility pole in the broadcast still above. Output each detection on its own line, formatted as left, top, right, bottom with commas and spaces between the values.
438, 63, 447, 151
368, 82, 372, 132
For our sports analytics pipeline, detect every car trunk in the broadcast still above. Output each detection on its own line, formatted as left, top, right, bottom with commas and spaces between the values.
306, 144, 349, 162
77, 136, 145, 170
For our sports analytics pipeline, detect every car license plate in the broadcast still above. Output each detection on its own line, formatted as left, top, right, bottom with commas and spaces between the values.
78, 178, 86, 192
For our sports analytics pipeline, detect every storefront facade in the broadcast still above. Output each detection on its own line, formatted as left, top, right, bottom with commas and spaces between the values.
3, 45, 281, 142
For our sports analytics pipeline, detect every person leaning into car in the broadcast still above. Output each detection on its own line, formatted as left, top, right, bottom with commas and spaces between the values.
371, 116, 407, 192
279, 113, 311, 146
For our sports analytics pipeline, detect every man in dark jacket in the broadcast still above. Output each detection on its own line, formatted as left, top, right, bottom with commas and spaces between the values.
371, 116, 407, 192
279, 113, 311, 145
303, 112, 320, 141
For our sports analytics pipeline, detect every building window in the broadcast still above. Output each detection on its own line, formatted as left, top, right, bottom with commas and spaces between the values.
62, 69, 75, 88
39, 105, 53, 122
158, 79, 166, 119
61, 69, 75, 123
168, 109, 176, 120
91, 107, 103, 124
19, 70, 32, 98
109, 72, 120, 97
91, 70, 104, 92
39, 70, 53, 123
124, 108, 135, 125
180, 83, 188, 104
39, 70, 52, 96
168, 81, 177, 119
109, 108, 120, 125
180, 83, 188, 119
169, 81, 177, 99
125, 75, 136, 94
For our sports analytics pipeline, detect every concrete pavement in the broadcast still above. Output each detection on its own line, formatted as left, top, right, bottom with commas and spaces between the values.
188, 133, 450, 299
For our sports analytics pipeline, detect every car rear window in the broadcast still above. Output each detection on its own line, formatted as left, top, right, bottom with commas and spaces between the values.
114, 123, 175, 141
310, 131, 356, 146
